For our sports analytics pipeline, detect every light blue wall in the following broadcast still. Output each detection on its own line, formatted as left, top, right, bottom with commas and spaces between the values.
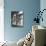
4, 0, 40, 42
40, 0, 46, 44
40, 0, 46, 27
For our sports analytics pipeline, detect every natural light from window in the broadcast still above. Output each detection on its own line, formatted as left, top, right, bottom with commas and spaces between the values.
0, 0, 4, 42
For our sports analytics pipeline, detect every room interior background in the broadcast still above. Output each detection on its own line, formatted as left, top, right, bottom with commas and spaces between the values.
0, 0, 46, 43
4, 0, 40, 42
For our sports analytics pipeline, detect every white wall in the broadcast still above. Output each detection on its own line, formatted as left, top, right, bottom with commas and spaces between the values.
0, 0, 4, 42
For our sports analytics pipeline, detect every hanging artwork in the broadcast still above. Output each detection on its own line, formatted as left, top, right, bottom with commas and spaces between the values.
11, 11, 24, 27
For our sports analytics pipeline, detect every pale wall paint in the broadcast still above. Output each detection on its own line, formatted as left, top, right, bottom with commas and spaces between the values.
4, 0, 40, 42
40, 0, 46, 45
0, 0, 4, 42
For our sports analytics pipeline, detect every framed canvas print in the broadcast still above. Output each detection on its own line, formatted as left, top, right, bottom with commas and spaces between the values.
11, 11, 24, 27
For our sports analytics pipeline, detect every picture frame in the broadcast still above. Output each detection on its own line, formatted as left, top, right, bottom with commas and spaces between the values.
11, 11, 24, 27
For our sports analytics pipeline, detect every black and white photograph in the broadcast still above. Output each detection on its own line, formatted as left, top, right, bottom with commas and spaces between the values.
11, 11, 24, 27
